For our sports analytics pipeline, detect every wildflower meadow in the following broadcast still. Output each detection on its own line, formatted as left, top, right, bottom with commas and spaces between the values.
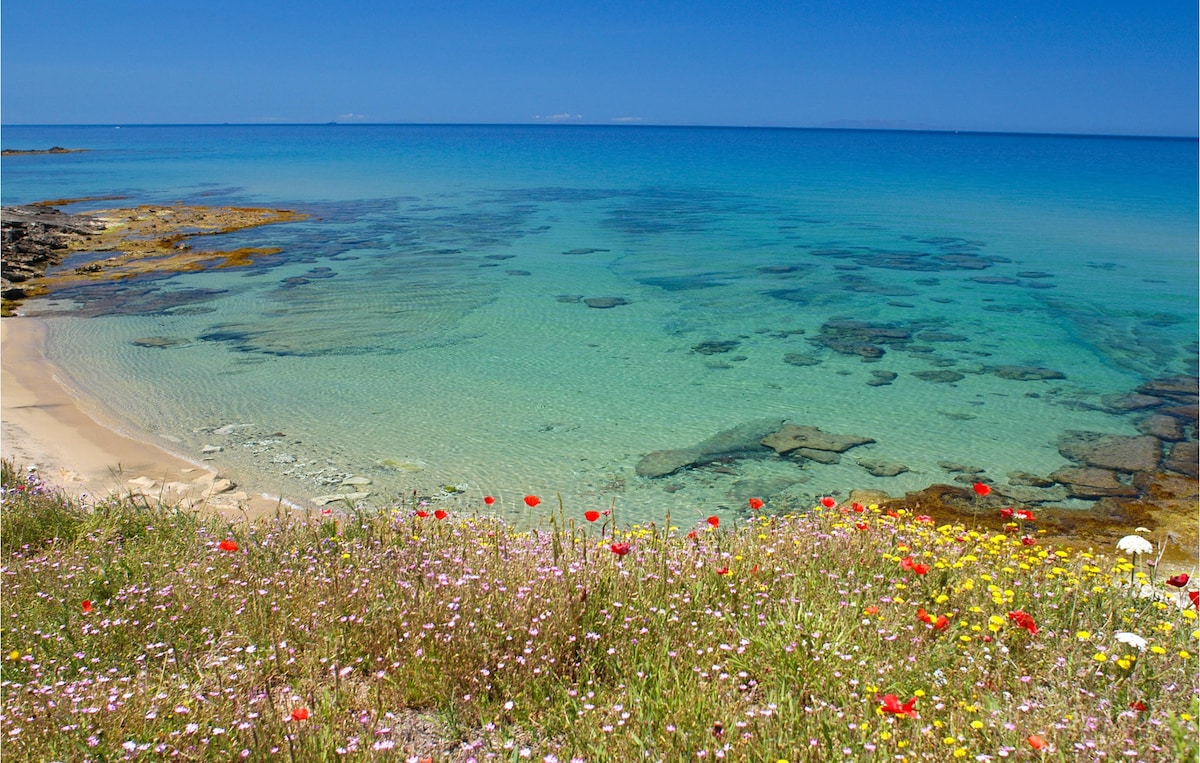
1, 461, 1197, 761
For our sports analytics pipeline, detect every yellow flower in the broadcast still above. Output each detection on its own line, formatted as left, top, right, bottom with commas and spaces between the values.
935, 594, 949, 604
1116, 658, 1132, 669
914, 689, 926, 697
7, 650, 19, 661
970, 720, 984, 730
1183, 610, 1197, 622
1150, 646, 1167, 655
1076, 631, 1091, 640
953, 748, 968, 758
943, 737, 957, 745
880, 731, 892, 741
1093, 653, 1108, 662
1180, 650, 1193, 660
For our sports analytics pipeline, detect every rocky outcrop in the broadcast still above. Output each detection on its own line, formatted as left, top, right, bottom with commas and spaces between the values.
760, 425, 875, 456
1057, 431, 1162, 473
635, 418, 785, 478
2, 205, 104, 307
2, 202, 306, 315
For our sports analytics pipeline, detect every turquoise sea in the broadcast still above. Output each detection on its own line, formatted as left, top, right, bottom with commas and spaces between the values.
2, 125, 1196, 522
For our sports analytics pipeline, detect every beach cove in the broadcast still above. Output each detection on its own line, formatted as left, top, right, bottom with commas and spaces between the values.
0, 125, 1196, 560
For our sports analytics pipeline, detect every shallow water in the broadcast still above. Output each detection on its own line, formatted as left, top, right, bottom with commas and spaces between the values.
3, 125, 1196, 523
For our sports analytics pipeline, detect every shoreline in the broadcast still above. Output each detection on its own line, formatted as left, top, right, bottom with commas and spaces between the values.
2, 314, 1196, 568
1, 316, 289, 518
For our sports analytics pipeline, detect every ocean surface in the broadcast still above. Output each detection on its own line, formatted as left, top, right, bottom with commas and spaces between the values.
2, 124, 1196, 524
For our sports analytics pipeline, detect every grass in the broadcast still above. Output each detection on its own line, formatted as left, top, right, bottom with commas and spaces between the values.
1, 460, 1197, 761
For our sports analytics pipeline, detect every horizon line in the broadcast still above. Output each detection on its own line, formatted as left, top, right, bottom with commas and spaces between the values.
2, 122, 1196, 141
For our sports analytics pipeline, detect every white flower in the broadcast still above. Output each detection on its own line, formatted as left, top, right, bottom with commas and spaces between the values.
1116, 535, 1153, 555
1114, 631, 1148, 651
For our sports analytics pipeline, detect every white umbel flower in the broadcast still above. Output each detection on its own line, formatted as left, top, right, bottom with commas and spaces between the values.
1116, 535, 1154, 555
1114, 631, 1148, 651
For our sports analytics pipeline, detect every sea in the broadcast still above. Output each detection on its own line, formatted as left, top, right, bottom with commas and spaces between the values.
1, 124, 1196, 524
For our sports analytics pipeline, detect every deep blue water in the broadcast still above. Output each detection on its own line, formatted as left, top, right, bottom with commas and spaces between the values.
2, 125, 1196, 521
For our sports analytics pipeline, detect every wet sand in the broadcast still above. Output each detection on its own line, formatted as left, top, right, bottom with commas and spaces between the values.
1, 316, 285, 517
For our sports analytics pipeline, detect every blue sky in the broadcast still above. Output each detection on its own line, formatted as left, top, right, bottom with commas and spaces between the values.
2, 1, 1196, 135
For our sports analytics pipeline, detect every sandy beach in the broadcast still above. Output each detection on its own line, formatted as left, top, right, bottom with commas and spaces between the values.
1, 316, 284, 516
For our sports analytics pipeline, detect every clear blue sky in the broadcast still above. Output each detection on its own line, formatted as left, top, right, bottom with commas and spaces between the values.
2, 0, 1196, 135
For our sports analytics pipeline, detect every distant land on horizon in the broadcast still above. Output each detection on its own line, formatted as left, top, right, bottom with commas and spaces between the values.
1, 121, 1196, 141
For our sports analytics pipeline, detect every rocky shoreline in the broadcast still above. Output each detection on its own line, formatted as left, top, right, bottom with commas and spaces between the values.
633, 378, 1198, 565
1, 201, 307, 315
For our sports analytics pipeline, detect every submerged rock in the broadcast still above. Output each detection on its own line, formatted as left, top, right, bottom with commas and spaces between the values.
1006, 471, 1056, 488
132, 336, 191, 349
1100, 393, 1164, 411
1136, 375, 1198, 402
636, 417, 786, 478
1049, 466, 1139, 498
1057, 431, 1162, 473
866, 370, 898, 386
857, 458, 909, 477
1136, 414, 1186, 442
794, 448, 841, 465
990, 365, 1067, 381
912, 370, 964, 383
1164, 442, 1199, 478
782, 353, 822, 367
760, 425, 875, 455
692, 340, 741, 355
583, 297, 629, 308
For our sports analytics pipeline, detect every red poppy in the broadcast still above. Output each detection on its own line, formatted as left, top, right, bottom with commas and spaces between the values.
415, 510, 429, 518
820, 496, 837, 508
878, 694, 918, 718
864, 605, 880, 615
851, 502, 865, 512
218, 539, 239, 552
934, 615, 949, 631
885, 510, 899, 518
706, 516, 720, 528
1129, 700, 1147, 712
749, 564, 759, 574
916, 607, 933, 624
291, 707, 309, 722
1015, 509, 1035, 521
610, 542, 631, 556
483, 495, 495, 505
584, 510, 601, 522
1027, 734, 1047, 751
912, 563, 930, 576
81, 600, 93, 614
1167, 573, 1190, 588
715, 567, 730, 575
1190, 591, 1199, 609
1021, 536, 1036, 546
855, 522, 869, 531
523, 495, 540, 507
900, 556, 915, 571
748, 497, 764, 510
972, 482, 991, 497
1007, 610, 1038, 635
915, 515, 933, 523
320, 507, 333, 516
999, 507, 1014, 520
687, 529, 698, 539
434, 509, 448, 520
